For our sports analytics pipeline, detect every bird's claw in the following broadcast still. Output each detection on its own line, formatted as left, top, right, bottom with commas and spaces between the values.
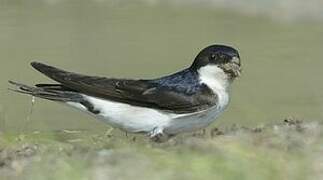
148, 127, 165, 142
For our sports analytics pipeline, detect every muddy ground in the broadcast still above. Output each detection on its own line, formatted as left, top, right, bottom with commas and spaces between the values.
1, 119, 322, 180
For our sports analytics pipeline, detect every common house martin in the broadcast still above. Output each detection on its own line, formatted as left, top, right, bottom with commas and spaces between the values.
9, 44, 241, 141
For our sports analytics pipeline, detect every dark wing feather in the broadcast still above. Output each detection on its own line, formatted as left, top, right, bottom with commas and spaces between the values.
31, 62, 217, 113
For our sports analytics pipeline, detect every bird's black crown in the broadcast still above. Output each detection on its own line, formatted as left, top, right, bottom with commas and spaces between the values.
191, 44, 240, 70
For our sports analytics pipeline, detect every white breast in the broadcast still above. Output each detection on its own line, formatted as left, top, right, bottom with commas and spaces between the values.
163, 65, 230, 134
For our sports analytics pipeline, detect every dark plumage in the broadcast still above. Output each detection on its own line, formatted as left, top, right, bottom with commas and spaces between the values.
151, 69, 201, 95
10, 61, 217, 114
46, 62, 216, 113
9, 44, 241, 114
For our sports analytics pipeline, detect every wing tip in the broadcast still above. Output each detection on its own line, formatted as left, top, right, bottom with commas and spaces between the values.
30, 61, 39, 66
30, 61, 46, 70
30, 61, 59, 75
8, 80, 16, 85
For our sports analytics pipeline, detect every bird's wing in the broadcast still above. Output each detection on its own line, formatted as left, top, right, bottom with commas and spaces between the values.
31, 62, 218, 114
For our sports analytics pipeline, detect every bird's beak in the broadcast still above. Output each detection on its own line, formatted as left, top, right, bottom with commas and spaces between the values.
228, 56, 241, 78
231, 56, 240, 66
218, 56, 242, 79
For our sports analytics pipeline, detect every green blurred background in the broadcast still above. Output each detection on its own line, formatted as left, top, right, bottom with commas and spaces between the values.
1, 0, 323, 132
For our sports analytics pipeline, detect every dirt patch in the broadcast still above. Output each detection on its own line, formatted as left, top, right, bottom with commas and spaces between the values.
0, 143, 39, 176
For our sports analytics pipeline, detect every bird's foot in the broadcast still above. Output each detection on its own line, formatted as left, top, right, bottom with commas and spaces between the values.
147, 127, 164, 142
148, 127, 167, 143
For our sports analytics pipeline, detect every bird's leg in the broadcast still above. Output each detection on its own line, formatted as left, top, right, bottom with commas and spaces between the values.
148, 127, 167, 143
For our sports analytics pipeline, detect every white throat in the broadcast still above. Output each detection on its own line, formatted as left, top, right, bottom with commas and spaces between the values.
198, 65, 230, 92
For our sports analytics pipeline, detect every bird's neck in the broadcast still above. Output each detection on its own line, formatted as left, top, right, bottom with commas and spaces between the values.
197, 65, 230, 93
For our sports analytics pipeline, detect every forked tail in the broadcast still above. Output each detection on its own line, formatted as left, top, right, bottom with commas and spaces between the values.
9, 81, 100, 114
8, 81, 82, 102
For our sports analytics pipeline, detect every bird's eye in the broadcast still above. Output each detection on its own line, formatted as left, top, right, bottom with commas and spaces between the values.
210, 54, 216, 60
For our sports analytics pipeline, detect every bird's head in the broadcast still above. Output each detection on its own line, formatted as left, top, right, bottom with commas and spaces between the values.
191, 44, 241, 82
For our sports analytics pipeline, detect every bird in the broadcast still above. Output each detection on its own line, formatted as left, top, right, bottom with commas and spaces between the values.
9, 44, 241, 141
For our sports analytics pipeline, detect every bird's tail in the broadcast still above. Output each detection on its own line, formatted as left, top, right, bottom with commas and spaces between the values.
9, 81, 100, 114
8, 81, 83, 102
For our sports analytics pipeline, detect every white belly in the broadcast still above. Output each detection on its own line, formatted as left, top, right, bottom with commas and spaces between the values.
68, 95, 171, 133
67, 91, 229, 135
